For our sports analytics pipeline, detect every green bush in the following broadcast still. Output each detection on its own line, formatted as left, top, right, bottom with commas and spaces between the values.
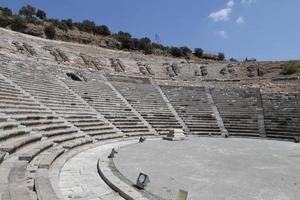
19, 4, 36, 20
113, 31, 135, 49
282, 62, 299, 75
0, 7, 13, 17
36, 9, 46, 20
0, 16, 11, 27
194, 48, 203, 58
76, 20, 96, 33
180, 46, 192, 57
10, 16, 27, 32
44, 25, 56, 39
95, 25, 111, 36
170, 47, 184, 57
218, 52, 225, 61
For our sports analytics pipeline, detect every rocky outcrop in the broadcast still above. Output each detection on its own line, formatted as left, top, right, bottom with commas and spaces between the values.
12, 41, 37, 56
247, 65, 266, 77
43, 47, 69, 63
79, 53, 102, 71
200, 66, 208, 76
110, 58, 126, 73
137, 62, 155, 76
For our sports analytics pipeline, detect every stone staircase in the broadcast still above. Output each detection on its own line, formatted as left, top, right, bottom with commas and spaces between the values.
1, 64, 122, 141
60, 71, 154, 137
210, 88, 260, 137
262, 92, 300, 139
111, 78, 183, 135
161, 85, 221, 135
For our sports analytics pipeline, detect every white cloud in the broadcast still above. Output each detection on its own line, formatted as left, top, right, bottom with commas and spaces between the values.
209, 0, 235, 22
215, 30, 227, 39
236, 16, 245, 24
209, 8, 232, 22
241, 0, 256, 5
227, 0, 235, 7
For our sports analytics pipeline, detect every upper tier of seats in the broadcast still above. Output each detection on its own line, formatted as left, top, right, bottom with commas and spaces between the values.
262, 93, 300, 139
1, 64, 121, 140
161, 85, 221, 135
210, 87, 261, 137
112, 79, 183, 135
61, 71, 154, 136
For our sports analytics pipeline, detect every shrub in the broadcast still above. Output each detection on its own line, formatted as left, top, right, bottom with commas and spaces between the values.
44, 25, 56, 39
0, 16, 11, 28
76, 20, 96, 33
170, 47, 184, 57
19, 4, 36, 19
10, 16, 27, 32
282, 62, 299, 75
143, 44, 154, 55
95, 25, 111, 36
180, 46, 192, 57
229, 58, 238, 62
36, 9, 46, 20
114, 31, 135, 49
194, 48, 204, 58
61, 19, 73, 30
0, 7, 13, 17
218, 52, 225, 61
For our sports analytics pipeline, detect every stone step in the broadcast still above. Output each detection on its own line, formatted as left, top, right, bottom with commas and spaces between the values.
121, 128, 150, 133
0, 127, 31, 141
0, 134, 42, 154
72, 121, 108, 127
0, 121, 19, 130
80, 125, 113, 132
62, 137, 93, 149
43, 128, 78, 138
87, 129, 118, 137
51, 134, 86, 144
93, 132, 124, 141
19, 119, 64, 127
19, 141, 54, 162
38, 147, 65, 169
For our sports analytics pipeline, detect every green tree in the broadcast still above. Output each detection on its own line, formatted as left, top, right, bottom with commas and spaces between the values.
10, 16, 27, 32
44, 24, 56, 39
36, 9, 46, 20
218, 52, 225, 61
282, 62, 299, 75
19, 4, 36, 19
95, 25, 111, 36
194, 48, 203, 58
114, 31, 134, 49
61, 19, 73, 30
180, 46, 192, 57
0, 7, 13, 17
170, 47, 184, 57
138, 37, 151, 51
77, 20, 96, 33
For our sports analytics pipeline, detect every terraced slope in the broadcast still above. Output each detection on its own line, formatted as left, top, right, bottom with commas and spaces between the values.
112, 78, 183, 135
262, 93, 300, 139
210, 88, 260, 137
161, 85, 221, 135
1, 64, 122, 141
61, 71, 155, 136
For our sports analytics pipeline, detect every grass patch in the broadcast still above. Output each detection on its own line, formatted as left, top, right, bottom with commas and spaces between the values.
282, 62, 299, 75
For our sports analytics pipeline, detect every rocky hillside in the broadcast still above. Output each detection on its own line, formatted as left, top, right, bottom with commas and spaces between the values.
0, 28, 299, 86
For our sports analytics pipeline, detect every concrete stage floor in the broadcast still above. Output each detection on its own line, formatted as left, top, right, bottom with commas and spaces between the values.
114, 137, 300, 200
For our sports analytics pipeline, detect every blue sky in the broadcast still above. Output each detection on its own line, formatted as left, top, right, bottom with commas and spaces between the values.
1, 0, 299, 61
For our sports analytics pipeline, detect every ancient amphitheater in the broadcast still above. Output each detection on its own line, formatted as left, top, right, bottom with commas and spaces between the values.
0, 28, 299, 200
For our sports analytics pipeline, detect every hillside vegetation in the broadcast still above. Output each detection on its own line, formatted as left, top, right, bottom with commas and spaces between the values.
0, 4, 225, 60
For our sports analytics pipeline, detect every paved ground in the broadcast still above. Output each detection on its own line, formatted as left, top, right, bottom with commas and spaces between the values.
59, 140, 138, 200
114, 137, 300, 200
